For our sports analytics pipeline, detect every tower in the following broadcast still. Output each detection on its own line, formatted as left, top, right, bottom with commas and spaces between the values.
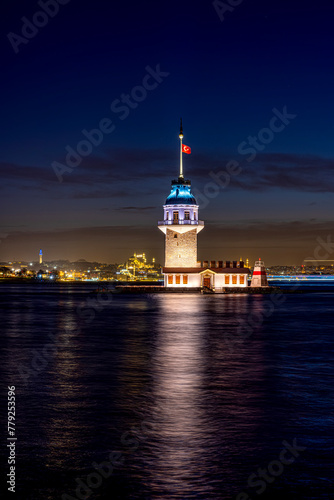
158, 121, 204, 286
250, 259, 269, 287
39, 249, 43, 265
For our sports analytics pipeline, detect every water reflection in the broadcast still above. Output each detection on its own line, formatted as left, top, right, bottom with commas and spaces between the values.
43, 295, 89, 470
145, 295, 216, 499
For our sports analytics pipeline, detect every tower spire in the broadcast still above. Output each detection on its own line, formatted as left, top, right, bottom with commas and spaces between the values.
179, 118, 184, 179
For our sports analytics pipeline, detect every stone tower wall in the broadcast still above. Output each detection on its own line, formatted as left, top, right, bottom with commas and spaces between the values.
165, 228, 198, 267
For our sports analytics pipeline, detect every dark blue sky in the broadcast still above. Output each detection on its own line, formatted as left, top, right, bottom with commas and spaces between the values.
1, 0, 334, 265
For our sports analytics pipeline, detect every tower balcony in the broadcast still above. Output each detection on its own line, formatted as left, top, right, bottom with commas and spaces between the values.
157, 219, 204, 235
158, 219, 204, 226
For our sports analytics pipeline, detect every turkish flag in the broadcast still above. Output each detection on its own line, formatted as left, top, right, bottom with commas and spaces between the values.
182, 144, 191, 154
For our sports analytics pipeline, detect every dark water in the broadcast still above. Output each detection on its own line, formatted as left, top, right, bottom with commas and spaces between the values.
1, 283, 333, 500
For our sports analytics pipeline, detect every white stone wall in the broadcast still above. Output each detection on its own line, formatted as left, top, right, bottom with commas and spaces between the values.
214, 274, 249, 288
165, 273, 201, 287
165, 228, 198, 267
164, 273, 249, 288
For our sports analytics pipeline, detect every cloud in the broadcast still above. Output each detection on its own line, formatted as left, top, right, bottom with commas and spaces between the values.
226, 153, 334, 192
113, 206, 157, 211
1, 150, 334, 198
2, 219, 334, 265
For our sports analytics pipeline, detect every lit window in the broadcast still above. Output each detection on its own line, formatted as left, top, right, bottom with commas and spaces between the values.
194, 213, 197, 220
183, 275, 188, 284
225, 275, 230, 285
173, 211, 179, 222
240, 276, 245, 285
184, 211, 190, 220
175, 276, 180, 284
166, 212, 169, 220
168, 275, 173, 285
232, 276, 237, 284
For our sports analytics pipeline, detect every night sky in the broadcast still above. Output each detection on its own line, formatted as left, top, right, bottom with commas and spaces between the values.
1, 0, 334, 265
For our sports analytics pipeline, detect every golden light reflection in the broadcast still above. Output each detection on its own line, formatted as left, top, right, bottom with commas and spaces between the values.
147, 294, 215, 498
43, 296, 90, 469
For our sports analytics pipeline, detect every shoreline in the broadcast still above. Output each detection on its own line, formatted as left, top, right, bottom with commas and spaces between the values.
1, 279, 333, 294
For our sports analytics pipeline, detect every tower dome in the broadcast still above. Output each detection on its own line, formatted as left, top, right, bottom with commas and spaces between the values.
165, 178, 197, 205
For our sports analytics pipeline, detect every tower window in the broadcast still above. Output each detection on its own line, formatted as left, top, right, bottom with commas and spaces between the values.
174, 234, 177, 238
173, 211, 179, 222
184, 211, 190, 220
166, 212, 169, 220
194, 213, 197, 220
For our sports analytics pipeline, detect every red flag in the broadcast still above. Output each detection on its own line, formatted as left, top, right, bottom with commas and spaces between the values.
182, 144, 191, 154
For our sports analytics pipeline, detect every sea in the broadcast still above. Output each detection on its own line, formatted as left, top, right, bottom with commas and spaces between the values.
0, 282, 333, 500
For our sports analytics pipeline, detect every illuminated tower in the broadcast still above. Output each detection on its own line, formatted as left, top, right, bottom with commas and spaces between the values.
39, 249, 43, 265
158, 121, 204, 286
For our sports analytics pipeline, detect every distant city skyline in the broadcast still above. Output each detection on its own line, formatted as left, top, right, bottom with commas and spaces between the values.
1, 1, 334, 265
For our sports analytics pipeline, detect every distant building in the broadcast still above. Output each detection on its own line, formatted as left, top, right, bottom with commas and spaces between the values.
158, 121, 250, 290
39, 249, 43, 265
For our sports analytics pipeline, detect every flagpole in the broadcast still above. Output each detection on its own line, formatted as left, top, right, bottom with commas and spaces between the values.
179, 118, 183, 178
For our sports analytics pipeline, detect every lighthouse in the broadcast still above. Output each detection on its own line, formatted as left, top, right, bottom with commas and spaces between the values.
158, 120, 204, 286
250, 259, 269, 287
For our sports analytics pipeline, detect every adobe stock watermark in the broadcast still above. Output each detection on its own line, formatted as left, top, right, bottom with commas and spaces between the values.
304, 235, 334, 265
62, 419, 154, 500
236, 438, 306, 499
51, 64, 169, 183
17, 289, 115, 386
213, 0, 244, 23
7, 0, 71, 54
193, 106, 296, 209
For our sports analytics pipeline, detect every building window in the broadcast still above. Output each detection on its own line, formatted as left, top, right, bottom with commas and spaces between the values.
173, 211, 179, 223
232, 275, 237, 285
175, 275, 180, 284
184, 211, 190, 220
183, 275, 188, 284
225, 275, 230, 285
240, 276, 245, 285
166, 212, 169, 220
174, 234, 177, 238
168, 275, 173, 285
194, 213, 197, 220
